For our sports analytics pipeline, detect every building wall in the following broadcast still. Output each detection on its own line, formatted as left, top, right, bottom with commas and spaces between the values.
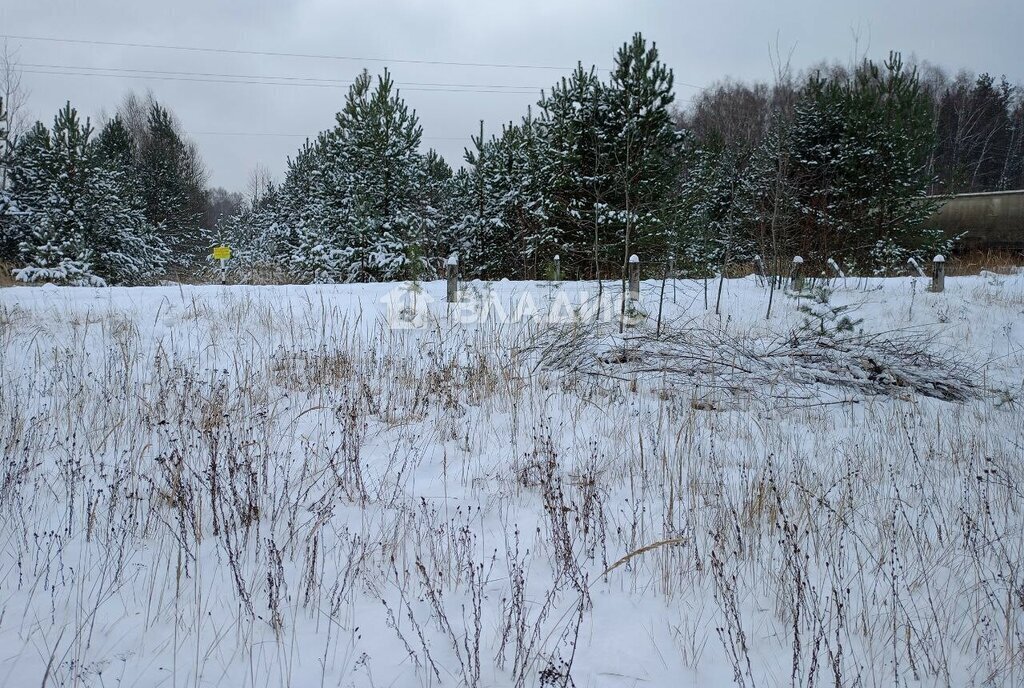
927, 190, 1024, 249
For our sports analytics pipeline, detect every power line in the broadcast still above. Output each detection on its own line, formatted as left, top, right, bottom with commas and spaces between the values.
1, 33, 579, 71
19, 62, 543, 91
2, 33, 709, 90
20, 68, 543, 94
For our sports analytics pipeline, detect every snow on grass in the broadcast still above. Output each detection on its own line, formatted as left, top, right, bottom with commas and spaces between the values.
0, 273, 1022, 687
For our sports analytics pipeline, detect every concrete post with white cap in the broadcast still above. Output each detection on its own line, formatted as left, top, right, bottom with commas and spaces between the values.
446, 254, 459, 303
628, 254, 641, 302
553, 254, 561, 283
932, 255, 945, 293
668, 253, 676, 303
790, 255, 805, 291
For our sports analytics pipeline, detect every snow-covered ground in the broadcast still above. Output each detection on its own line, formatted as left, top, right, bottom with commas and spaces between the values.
0, 273, 1022, 687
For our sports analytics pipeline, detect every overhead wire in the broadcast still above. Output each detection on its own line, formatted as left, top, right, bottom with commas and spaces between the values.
1, 33, 580, 71
18, 62, 544, 92
6, 33, 709, 164
19, 67, 544, 94
2, 33, 708, 90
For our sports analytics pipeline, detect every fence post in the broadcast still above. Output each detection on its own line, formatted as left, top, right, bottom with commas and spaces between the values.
628, 254, 640, 302
446, 255, 459, 303
553, 254, 561, 283
932, 255, 945, 293
790, 255, 804, 292
668, 253, 676, 303
753, 255, 766, 287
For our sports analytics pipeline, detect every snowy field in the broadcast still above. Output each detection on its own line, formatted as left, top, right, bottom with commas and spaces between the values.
0, 272, 1022, 687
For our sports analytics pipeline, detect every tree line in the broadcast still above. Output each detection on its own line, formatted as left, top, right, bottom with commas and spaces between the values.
0, 91, 232, 285
1, 35, 1022, 285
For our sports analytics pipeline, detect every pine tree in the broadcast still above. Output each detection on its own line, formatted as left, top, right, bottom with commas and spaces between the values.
324, 69, 426, 281
450, 34, 685, 280
454, 116, 550, 278
454, 123, 510, 278
501, 114, 550, 275
418, 149, 457, 277
538, 65, 607, 275
7, 105, 168, 285
745, 117, 799, 282
9, 104, 101, 284
220, 177, 281, 279
263, 71, 431, 284
788, 53, 938, 273
680, 143, 757, 273
276, 135, 341, 282
604, 34, 686, 267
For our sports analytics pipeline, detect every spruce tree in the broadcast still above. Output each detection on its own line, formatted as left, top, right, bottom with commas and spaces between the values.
91, 117, 169, 283
137, 103, 204, 266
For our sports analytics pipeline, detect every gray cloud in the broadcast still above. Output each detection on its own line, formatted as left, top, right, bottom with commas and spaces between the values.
3, 0, 1021, 190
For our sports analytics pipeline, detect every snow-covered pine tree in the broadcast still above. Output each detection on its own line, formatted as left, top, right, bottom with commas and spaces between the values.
502, 112, 551, 276
417, 149, 457, 278
744, 115, 799, 284
538, 65, 607, 276
219, 176, 281, 279
452, 112, 551, 280
680, 143, 757, 276
453, 123, 512, 278
324, 69, 426, 281
8, 104, 102, 285
8, 105, 169, 285
788, 53, 938, 273
603, 34, 686, 267
275, 136, 340, 282
453, 35, 685, 281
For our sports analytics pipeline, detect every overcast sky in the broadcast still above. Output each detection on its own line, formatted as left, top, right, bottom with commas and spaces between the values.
2, 0, 1022, 191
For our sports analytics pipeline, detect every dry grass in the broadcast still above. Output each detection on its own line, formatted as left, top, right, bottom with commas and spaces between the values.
946, 248, 1024, 275
0, 284, 1021, 686
0, 262, 17, 287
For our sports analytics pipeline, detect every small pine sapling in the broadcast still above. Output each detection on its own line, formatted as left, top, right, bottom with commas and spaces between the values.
797, 286, 863, 337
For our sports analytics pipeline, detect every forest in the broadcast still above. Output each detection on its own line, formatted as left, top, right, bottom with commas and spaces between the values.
1, 34, 1022, 285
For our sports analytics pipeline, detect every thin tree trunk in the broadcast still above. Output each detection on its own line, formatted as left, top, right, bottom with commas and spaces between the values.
715, 251, 729, 316
656, 258, 668, 336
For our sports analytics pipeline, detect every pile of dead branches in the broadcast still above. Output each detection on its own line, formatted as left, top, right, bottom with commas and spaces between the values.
525, 319, 987, 404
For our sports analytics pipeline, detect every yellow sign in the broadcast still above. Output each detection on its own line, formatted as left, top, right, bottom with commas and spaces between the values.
212, 246, 232, 260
